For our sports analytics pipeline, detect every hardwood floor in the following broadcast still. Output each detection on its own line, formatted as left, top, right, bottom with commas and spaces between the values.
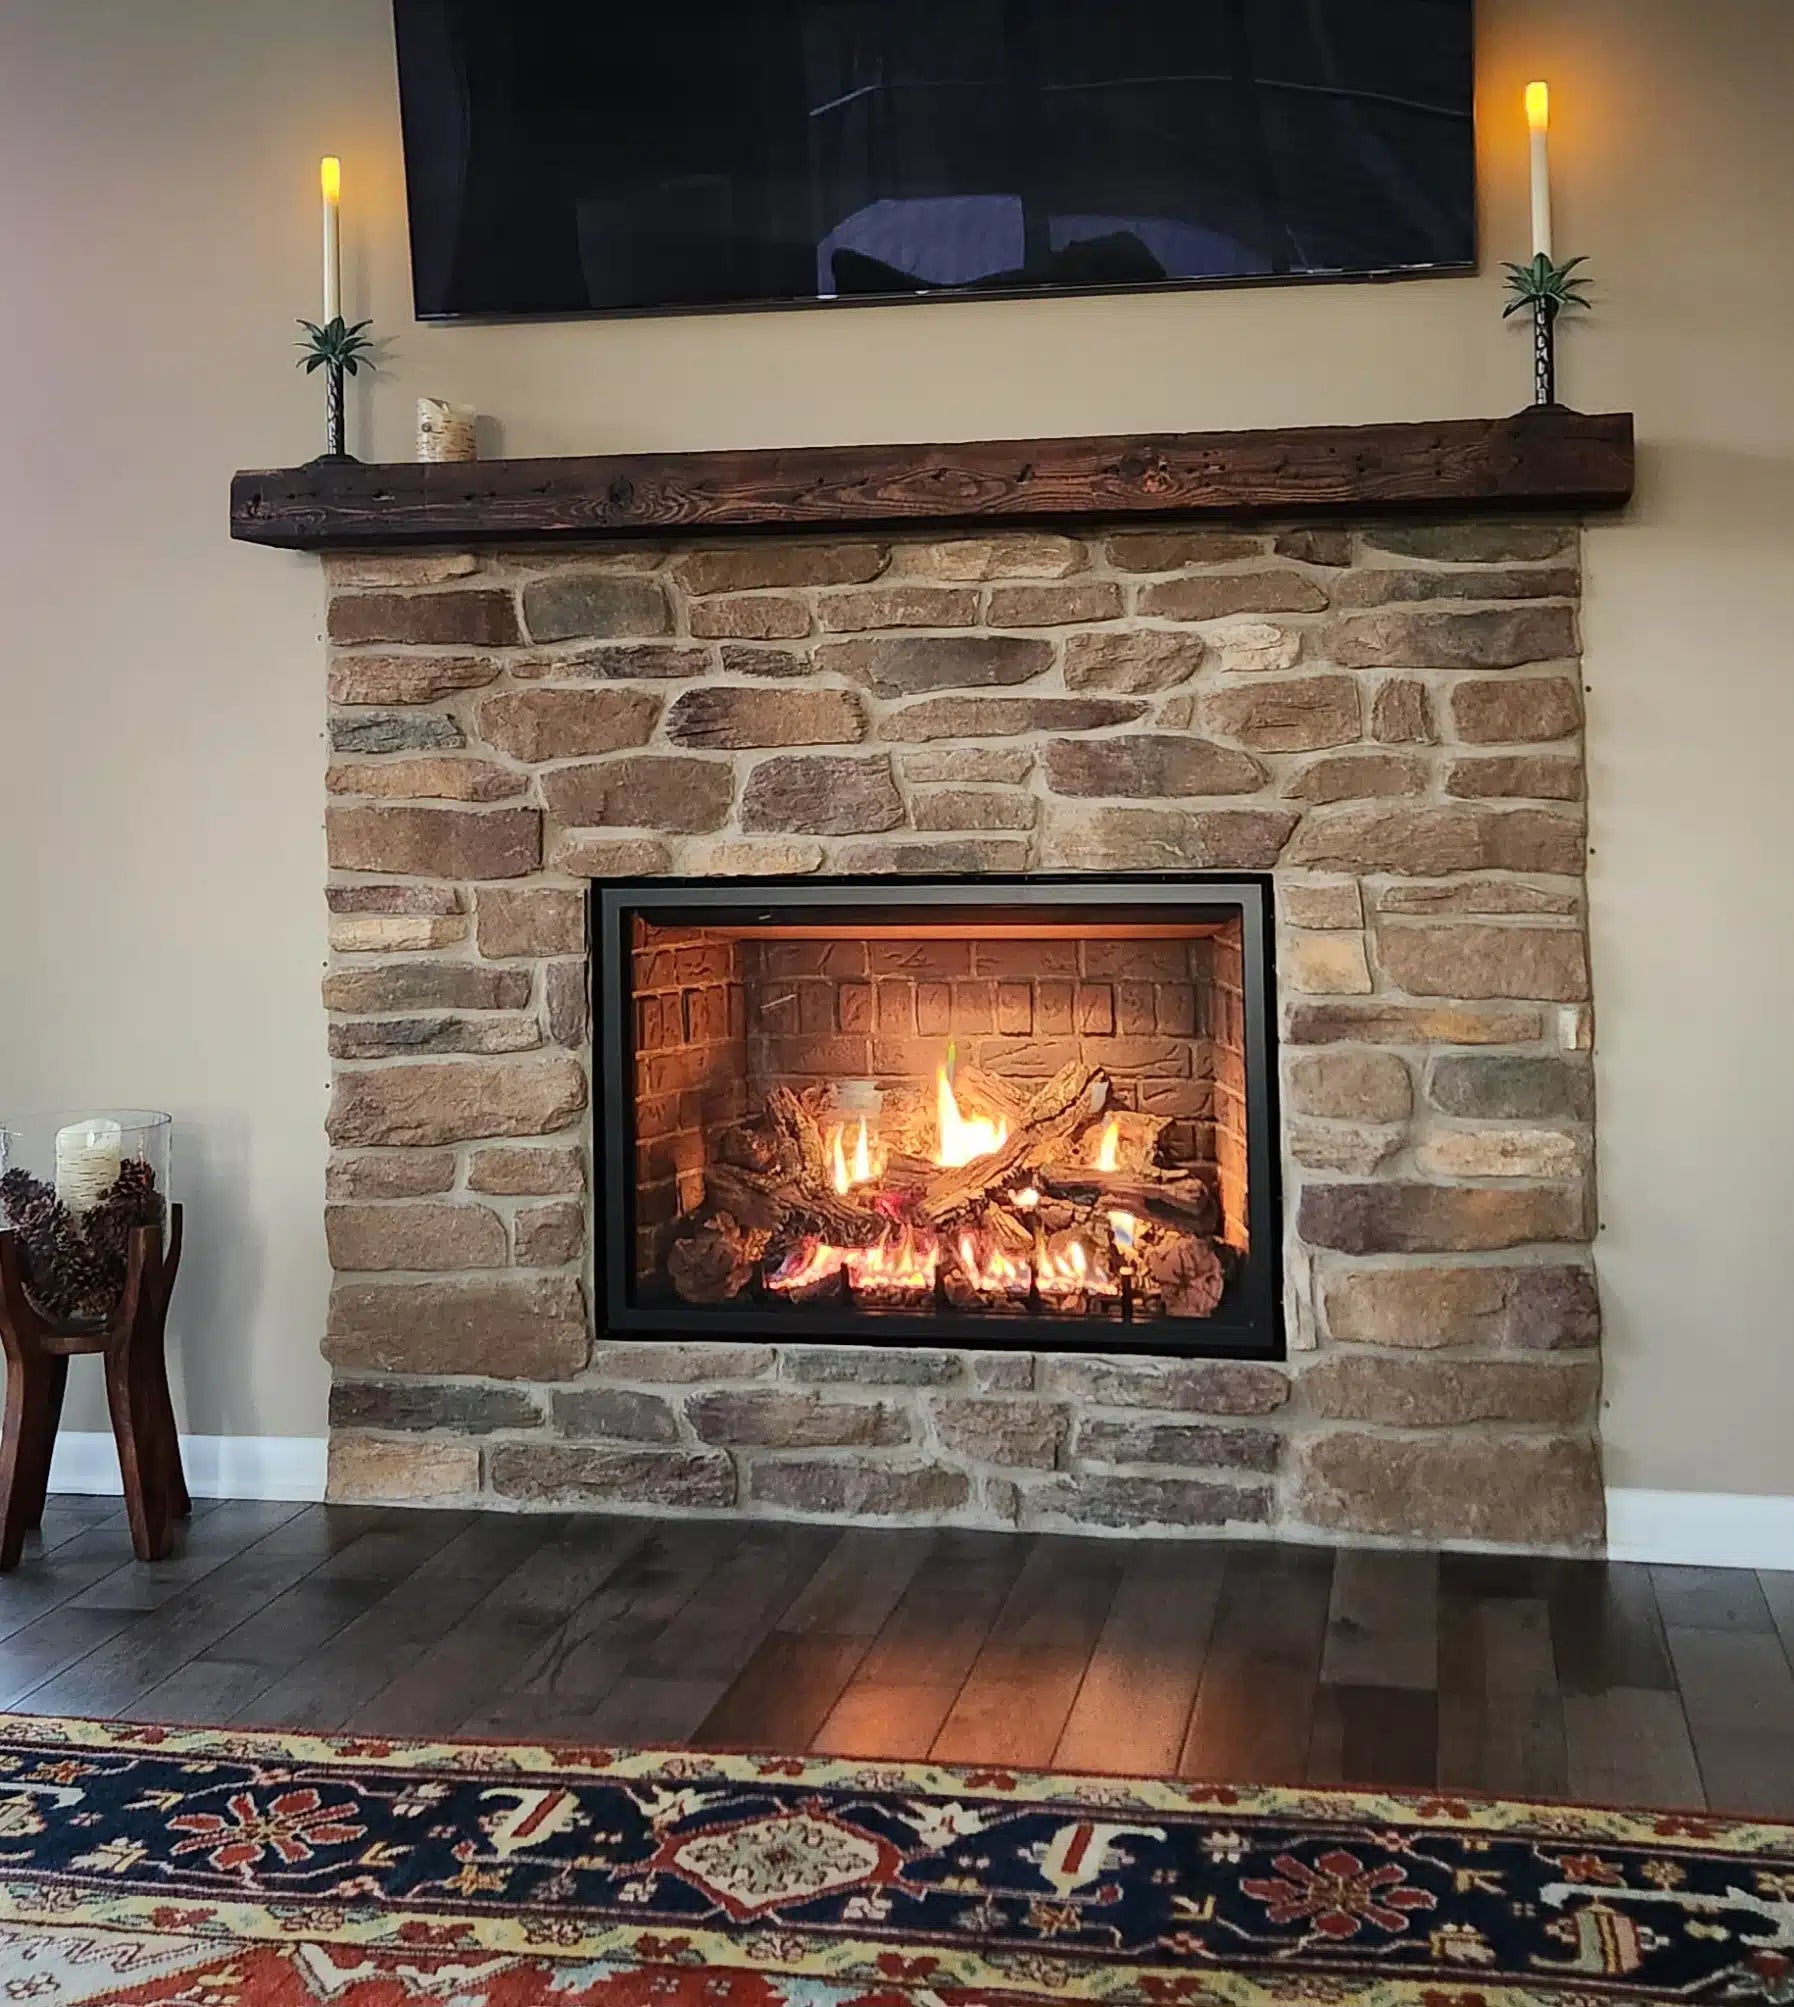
3, 1496, 1791, 1817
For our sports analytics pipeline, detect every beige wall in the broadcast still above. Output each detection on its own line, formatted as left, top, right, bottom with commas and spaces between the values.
3, 0, 1790, 1497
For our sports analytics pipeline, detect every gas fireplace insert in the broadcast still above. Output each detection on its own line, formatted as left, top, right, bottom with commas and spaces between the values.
594, 877, 1280, 1359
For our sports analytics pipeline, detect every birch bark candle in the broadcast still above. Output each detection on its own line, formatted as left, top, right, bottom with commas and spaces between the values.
53, 1117, 123, 1211
417, 398, 478, 462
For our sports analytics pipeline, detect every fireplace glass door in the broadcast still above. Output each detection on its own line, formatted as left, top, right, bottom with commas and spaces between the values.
595, 878, 1279, 1357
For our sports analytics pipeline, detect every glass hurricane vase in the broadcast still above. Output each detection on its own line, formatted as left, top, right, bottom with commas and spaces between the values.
0, 1110, 172, 1330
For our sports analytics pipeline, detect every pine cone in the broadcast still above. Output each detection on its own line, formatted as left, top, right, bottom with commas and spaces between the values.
1, 1160, 160, 1327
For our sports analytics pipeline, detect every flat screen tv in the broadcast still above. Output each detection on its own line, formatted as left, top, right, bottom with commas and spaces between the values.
393, 0, 1475, 322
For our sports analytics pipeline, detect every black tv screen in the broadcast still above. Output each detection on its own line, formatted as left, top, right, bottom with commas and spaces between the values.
393, 0, 1475, 321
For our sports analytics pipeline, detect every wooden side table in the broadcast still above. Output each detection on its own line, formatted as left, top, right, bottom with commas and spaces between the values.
0, 1205, 189, 1569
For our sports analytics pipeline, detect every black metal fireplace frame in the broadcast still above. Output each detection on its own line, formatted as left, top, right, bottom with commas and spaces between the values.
592, 874, 1282, 1361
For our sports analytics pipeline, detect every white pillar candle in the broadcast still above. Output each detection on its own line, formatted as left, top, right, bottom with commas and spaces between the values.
320, 155, 342, 323
1525, 82, 1552, 260
55, 1118, 123, 1212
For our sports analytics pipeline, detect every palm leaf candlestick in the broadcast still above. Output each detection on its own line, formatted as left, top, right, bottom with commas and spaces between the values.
297, 315, 375, 461
1503, 254, 1592, 408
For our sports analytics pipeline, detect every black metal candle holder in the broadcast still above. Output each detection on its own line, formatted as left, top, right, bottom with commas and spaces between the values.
324, 360, 347, 458
297, 316, 375, 464
1503, 255, 1590, 411
1532, 297, 1559, 407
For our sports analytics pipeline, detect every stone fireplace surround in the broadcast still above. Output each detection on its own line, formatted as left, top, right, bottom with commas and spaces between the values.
316, 512, 1601, 1552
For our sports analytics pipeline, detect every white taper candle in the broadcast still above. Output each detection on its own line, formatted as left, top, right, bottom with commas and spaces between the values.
321, 155, 342, 322
1525, 82, 1552, 260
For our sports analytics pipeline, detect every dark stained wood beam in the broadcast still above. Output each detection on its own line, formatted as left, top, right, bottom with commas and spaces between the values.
230, 407, 1634, 552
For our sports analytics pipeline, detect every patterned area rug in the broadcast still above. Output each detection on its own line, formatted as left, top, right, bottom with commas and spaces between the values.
0, 1715, 1788, 2004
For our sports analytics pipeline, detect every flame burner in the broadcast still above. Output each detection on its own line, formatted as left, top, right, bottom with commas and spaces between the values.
596, 876, 1282, 1360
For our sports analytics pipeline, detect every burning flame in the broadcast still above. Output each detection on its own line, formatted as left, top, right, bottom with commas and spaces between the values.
829, 1116, 875, 1195
958, 1231, 1030, 1296
770, 1223, 940, 1297
847, 1222, 938, 1294
1093, 1115, 1121, 1172
1109, 1208, 1140, 1251
937, 1052, 1007, 1168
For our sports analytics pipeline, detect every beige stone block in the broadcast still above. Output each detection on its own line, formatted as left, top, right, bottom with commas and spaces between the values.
689, 596, 813, 640
1287, 1048, 1412, 1121
324, 553, 480, 588
1286, 1000, 1544, 1046
326, 805, 541, 880
474, 886, 586, 959
1104, 529, 1264, 571
673, 542, 888, 593
1289, 1119, 1403, 1174
1203, 677, 1361, 751
324, 962, 529, 1013
330, 590, 520, 648
327, 1015, 541, 1059
1281, 880, 1364, 930
1330, 605, 1576, 670
741, 754, 904, 835
326, 1150, 458, 1199
899, 747, 1034, 784
468, 1146, 585, 1195
1063, 631, 1204, 693
328, 1435, 481, 1503
817, 585, 979, 631
1415, 1127, 1581, 1178
1451, 676, 1582, 744
475, 689, 660, 761
1286, 931, 1373, 995
683, 839, 826, 875
539, 757, 733, 833
900, 534, 1086, 580
988, 581, 1123, 626
325, 1202, 507, 1272
327, 914, 467, 953
877, 695, 1143, 739
1211, 621, 1303, 674
325, 1276, 588, 1378
514, 1200, 585, 1267
1287, 803, 1583, 877
1283, 753, 1426, 803
1380, 922, 1590, 1001
1302, 1355, 1598, 1426
1293, 1430, 1603, 1549
1298, 1181, 1586, 1253
326, 759, 524, 802
327, 1056, 587, 1146
551, 835, 673, 877
1041, 805, 1297, 871
666, 686, 865, 749
1321, 1260, 1600, 1349
1142, 572, 1328, 618
328, 654, 499, 705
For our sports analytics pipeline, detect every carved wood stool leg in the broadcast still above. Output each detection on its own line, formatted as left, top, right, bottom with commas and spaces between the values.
104, 1225, 175, 1564
0, 1350, 63, 1572
15, 1353, 67, 1535
105, 1346, 172, 1564
150, 1205, 189, 1519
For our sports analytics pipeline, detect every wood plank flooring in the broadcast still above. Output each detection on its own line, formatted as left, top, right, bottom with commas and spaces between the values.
1, 1497, 1789, 1816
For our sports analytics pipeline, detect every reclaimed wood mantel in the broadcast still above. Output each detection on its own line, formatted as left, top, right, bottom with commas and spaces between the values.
230, 407, 1634, 551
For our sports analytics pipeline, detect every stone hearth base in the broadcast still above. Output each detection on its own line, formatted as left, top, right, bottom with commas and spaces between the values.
318, 519, 1601, 1551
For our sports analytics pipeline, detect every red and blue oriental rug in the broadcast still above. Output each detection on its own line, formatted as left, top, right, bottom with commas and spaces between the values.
0, 1713, 1787, 2003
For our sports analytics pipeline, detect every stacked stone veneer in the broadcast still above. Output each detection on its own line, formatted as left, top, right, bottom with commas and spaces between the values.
319, 517, 1603, 1552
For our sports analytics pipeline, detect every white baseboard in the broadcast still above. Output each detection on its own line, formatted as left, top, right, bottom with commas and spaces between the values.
1606, 1487, 1794, 1568
49, 1432, 328, 1504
